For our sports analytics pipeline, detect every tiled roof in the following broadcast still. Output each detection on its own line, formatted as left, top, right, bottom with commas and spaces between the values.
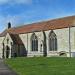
0, 15, 75, 36
0, 29, 8, 37
9, 34, 23, 45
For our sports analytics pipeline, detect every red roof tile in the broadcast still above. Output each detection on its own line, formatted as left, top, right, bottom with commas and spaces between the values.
9, 34, 23, 45
0, 15, 75, 36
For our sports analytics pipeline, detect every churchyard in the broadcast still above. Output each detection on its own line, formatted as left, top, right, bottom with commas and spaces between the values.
5, 57, 75, 75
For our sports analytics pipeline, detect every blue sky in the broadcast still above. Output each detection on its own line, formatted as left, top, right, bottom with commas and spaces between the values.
0, 0, 75, 32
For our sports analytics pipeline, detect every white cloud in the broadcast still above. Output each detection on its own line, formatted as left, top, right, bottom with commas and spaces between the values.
0, 0, 32, 5
0, 15, 25, 32
0, 11, 37, 32
0, 0, 9, 4
15, 0, 32, 4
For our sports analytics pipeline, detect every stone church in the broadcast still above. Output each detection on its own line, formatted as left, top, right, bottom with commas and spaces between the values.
0, 15, 75, 58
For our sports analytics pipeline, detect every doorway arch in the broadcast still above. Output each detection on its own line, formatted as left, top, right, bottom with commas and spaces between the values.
6, 45, 10, 58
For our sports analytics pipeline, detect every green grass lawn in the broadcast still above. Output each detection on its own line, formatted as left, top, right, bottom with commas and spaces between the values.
5, 57, 75, 75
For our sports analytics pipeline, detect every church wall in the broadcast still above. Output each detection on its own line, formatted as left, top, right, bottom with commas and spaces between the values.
19, 31, 44, 57
44, 27, 75, 57
19, 34, 27, 50
0, 37, 5, 58
55, 28, 70, 57
19, 27, 75, 57
55, 28, 69, 52
2, 26, 75, 58
70, 27, 75, 57
45, 28, 70, 57
70, 27, 75, 51
3, 33, 13, 58
1, 27, 75, 58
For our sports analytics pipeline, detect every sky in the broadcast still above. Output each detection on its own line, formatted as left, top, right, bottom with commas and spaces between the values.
0, 0, 75, 32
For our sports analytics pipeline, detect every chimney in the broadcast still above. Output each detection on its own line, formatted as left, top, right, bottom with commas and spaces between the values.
8, 22, 11, 29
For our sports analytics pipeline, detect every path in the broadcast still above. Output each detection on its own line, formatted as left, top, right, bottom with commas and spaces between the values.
0, 59, 17, 75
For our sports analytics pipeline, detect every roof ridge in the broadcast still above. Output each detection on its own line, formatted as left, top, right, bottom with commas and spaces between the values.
0, 15, 75, 36
10, 15, 75, 30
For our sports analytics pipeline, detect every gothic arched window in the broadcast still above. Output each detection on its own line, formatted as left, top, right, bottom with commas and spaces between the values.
49, 30, 57, 51
31, 33, 38, 51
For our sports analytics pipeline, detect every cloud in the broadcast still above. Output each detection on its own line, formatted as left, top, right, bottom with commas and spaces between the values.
0, 15, 25, 32
0, 0, 10, 5
0, 11, 34, 31
0, 0, 32, 5
15, 0, 32, 4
